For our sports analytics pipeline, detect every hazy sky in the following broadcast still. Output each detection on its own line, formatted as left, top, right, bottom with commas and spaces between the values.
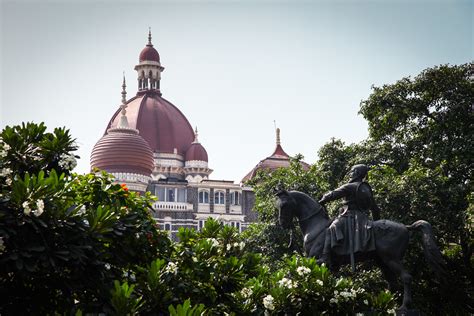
1, 0, 472, 182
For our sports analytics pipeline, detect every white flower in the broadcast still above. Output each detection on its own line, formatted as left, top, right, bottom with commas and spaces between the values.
296, 266, 311, 276
165, 261, 178, 274
1, 168, 12, 177
5, 178, 12, 186
316, 280, 323, 286
3, 143, 10, 151
339, 290, 354, 300
233, 242, 239, 248
23, 201, 31, 215
32, 199, 44, 217
364, 299, 369, 305
330, 297, 338, 304
0, 236, 5, 253
239, 241, 245, 249
240, 287, 253, 298
226, 244, 232, 251
263, 294, 275, 311
388, 309, 396, 315
105, 263, 111, 270
278, 277, 296, 289
207, 238, 219, 248
58, 153, 77, 170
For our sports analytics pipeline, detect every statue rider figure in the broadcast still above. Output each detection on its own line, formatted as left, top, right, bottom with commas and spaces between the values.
318, 164, 380, 267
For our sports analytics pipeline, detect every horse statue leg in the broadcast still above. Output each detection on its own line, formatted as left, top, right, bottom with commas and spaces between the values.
381, 258, 413, 310
375, 220, 413, 311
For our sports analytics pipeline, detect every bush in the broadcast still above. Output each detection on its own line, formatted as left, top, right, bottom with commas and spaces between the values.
0, 123, 169, 314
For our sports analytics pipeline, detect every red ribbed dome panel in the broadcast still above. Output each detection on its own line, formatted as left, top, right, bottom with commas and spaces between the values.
107, 93, 195, 156
185, 143, 208, 162
91, 128, 154, 176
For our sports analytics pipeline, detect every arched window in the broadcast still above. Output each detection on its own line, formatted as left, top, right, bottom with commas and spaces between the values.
214, 191, 225, 204
199, 191, 209, 204
231, 191, 241, 205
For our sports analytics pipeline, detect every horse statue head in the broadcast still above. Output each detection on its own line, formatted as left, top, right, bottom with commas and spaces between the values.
274, 189, 296, 229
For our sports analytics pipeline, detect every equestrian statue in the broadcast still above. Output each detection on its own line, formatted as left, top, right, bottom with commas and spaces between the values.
276, 164, 446, 311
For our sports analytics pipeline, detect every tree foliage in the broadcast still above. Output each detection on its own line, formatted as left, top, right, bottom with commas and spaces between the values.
245, 63, 473, 314
0, 123, 169, 314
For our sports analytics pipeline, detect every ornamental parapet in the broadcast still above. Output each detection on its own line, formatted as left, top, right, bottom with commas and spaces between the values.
153, 201, 192, 211
111, 172, 151, 184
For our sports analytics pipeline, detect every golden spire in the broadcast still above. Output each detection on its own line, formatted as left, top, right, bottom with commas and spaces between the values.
276, 127, 281, 146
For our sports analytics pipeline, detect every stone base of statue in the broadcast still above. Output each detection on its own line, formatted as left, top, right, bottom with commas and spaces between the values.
396, 309, 420, 316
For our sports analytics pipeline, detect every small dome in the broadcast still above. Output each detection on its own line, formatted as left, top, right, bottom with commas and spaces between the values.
186, 142, 208, 162
139, 45, 160, 63
241, 129, 309, 182
91, 127, 154, 176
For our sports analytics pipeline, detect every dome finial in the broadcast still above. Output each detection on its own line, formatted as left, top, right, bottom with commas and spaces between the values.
121, 72, 127, 104
118, 74, 129, 128
194, 126, 199, 143
148, 27, 152, 46
276, 127, 281, 146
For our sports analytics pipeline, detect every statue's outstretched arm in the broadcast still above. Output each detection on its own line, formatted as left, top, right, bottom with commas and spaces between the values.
319, 185, 348, 205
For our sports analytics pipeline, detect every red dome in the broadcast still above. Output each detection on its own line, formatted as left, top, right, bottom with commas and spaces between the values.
139, 45, 160, 63
241, 144, 309, 182
107, 92, 195, 155
186, 142, 208, 162
91, 127, 154, 176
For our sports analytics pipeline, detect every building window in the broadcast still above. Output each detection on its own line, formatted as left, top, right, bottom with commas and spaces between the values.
236, 222, 240, 232
156, 186, 187, 203
177, 188, 187, 202
156, 187, 165, 202
199, 191, 209, 204
214, 191, 225, 204
231, 191, 241, 205
167, 188, 175, 202
199, 220, 204, 230
164, 223, 171, 231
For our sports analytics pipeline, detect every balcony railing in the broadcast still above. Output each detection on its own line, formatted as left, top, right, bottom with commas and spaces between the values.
153, 202, 190, 211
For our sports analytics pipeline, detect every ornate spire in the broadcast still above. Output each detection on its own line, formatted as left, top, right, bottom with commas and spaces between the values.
193, 126, 199, 143
147, 27, 152, 46
121, 72, 127, 104
276, 128, 281, 146
118, 74, 129, 128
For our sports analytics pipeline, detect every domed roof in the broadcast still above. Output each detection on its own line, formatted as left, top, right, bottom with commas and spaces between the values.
91, 127, 154, 176
106, 91, 195, 155
186, 142, 208, 162
139, 30, 160, 63
139, 45, 160, 63
241, 129, 309, 183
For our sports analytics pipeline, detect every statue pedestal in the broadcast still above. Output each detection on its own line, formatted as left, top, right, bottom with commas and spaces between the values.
396, 309, 420, 316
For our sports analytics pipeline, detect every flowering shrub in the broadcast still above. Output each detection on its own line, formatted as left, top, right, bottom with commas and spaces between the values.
236, 255, 395, 315
0, 123, 169, 314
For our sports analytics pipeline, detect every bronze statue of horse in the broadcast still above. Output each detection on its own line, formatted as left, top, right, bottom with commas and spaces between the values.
276, 189, 446, 311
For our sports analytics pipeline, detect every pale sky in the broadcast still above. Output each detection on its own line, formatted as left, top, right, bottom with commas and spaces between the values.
1, 0, 472, 182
